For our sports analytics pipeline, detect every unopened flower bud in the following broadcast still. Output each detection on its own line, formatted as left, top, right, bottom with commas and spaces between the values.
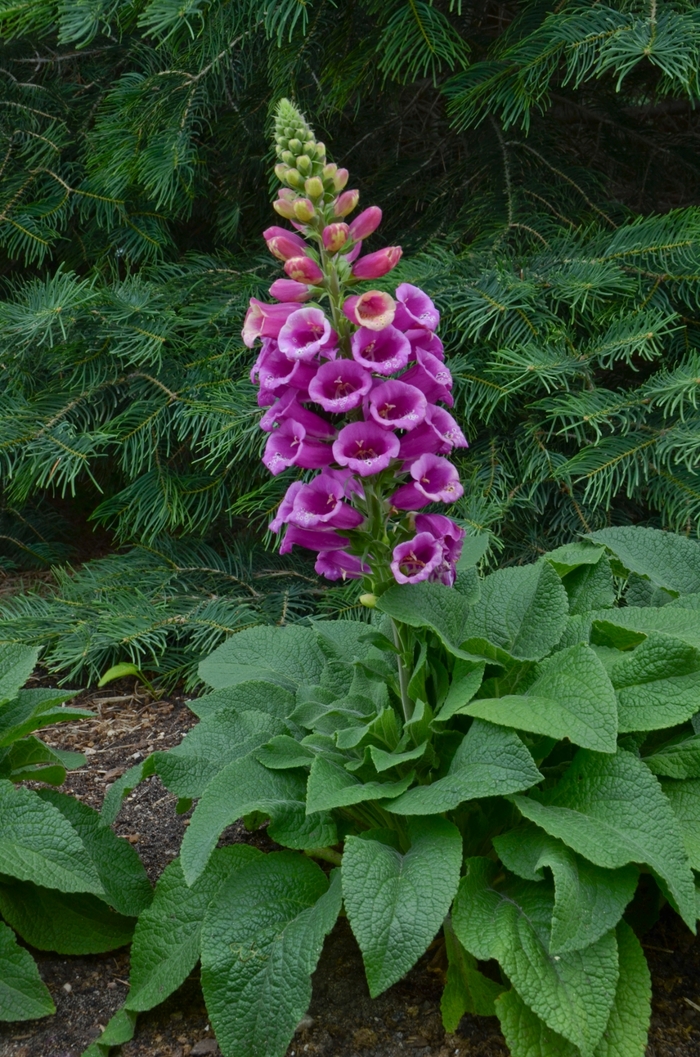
304, 176, 324, 199
273, 198, 296, 219
322, 222, 349, 253
278, 188, 296, 202
334, 188, 359, 217
284, 255, 324, 284
349, 206, 382, 241
359, 593, 377, 608
269, 278, 313, 303
264, 228, 308, 260
303, 141, 316, 156
352, 246, 402, 279
297, 154, 312, 175
288, 138, 303, 154
333, 168, 349, 191
274, 163, 289, 182
293, 198, 315, 222
322, 163, 338, 180
315, 141, 326, 158
281, 151, 295, 166
285, 168, 304, 189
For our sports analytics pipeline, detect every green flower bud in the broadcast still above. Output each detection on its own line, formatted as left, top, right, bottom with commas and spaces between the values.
285, 168, 304, 189
296, 154, 312, 175
274, 163, 289, 182
359, 593, 377, 608
304, 141, 316, 157
304, 176, 324, 198
323, 163, 337, 179
293, 198, 315, 222
288, 138, 303, 155
281, 150, 295, 166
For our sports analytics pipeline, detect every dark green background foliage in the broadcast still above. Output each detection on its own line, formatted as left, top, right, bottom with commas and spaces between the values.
2, 0, 700, 679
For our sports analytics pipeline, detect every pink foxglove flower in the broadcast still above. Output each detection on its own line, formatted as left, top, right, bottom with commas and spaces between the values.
259, 390, 335, 437
333, 421, 400, 476
252, 343, 317, 398
351, 325, 411, 375
349, 206, 382, 241
398, 406, 468, 459
288, 474, 364, 529
243, 300, 299, 347
308, 359, 373, 413
401, 349, 453, 405
315, 550, 370, 580
269, 481, 304, 533
415, 514, 465, 562
394, 283, 440, 331
366, 379, 427, 432
404, 328, 445, 361
322, 223, 349, 252
391, 454, 464, 509
269, 278, 313, 302
262, 419, 332, 475
352, 246, 402, 280
279, 524, 349, 555
278, 307, 334, 361
391, 532, 445, 584
343, 291, 395, 331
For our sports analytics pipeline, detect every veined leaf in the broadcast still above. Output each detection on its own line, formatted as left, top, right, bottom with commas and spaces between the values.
0, 920, 54, 1021
609, 634, 700, 732
305, 756, 414, 814
588, 526, 700, 594
0, 881, 135, 954
198, 626, 326, 691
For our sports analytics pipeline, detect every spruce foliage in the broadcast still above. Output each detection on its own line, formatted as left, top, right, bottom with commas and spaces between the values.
1, 0, 700, 678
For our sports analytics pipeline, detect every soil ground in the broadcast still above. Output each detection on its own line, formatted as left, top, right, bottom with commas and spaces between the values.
1, 682, 700, 1057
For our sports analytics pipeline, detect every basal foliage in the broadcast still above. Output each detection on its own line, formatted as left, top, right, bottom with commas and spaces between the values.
0, 646, 151, 1021
96, 526, 700, 1057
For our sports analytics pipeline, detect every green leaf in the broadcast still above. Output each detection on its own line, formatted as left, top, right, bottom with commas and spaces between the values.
588, 526, 700, 594
609, 634, 700, 732
385, 719, 541, 815
98, 662, 142, 687
81, 1006, 138, 1055
457, 532, 491, 569
643, 733, 700, 778
434, 659, 486, 723
441, 916, 504, 1030
188, 681, 296, 721
660, 779, 700, 870
465, 644, 618, 753
100, 756, 156, 826
0, 780, 103, 895
462, 562, 569, 661
496, 988, 579, 1057
0, 920, 54, 1021
180, 756, 335, 884
255, 735, 315, 770
563, 555, 616, 616
453, 858, 618, 1056
512, 748, 696, 928
200, 855, 341, 1057
593, 606, 700, 650
545, 541, 606, 576
494, 824, 638, 952
127, 847, 260, 1012
37, 789, 152, 916
368, 741, 428, 773
305, 756, 414, 814
198, 626, 326, 691
0, 880, 135, 954
0, 644, 39, 704
0, 688, 90, 747
343, 818, 462, 997
593, 921, 650, 1057
154, 708, 283, 797
376, 581, 473, 657
2, 736, 69, 784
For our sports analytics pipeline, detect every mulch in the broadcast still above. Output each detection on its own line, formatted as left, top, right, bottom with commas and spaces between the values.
1, 681, 700, 1057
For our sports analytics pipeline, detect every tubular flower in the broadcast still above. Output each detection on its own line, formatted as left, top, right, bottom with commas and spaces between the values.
308, 359, 373, 413
394, 283, 440, 331
391, 533, 445, 584
315, 550, 370, 580
262, 419, 332, 475
284, 256, 324, 284
343, 291, 396, 331
269, 278, 313, 303
323, 223, 349, 252
366, 379, 427, 432
278, 307, 333, 361
259, 390, 335, 437
288, 475, 364, 529
352, 246, 402, 280
243, 300, 298, 348
351, 326, 411, 375
279, 524, 350, 555
264, 227, 308, 260
332, 421, 400, 476
348, 207, 382, 241
391, 454, 464, 509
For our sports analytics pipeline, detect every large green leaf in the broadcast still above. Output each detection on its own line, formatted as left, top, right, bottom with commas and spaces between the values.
660, 778, 700, 870
608, 634, 700, 732
126, 847, 260, 1012
305, 756, 414, 813
376, 581, 473, 657
593, 921, 650, 1057
562, 555, 616, 617
453, 858, 618, 1056
384, 719, 541, 815
154, 708, 282, 798
0, 644, 39, 704
0, 781, 103, 895
433, 659, 486, 723
188, 681, 296, 721
0, 880, 135, 954
496, 988, 579, 1057
37, 789, 151, 916
512, 748, 696, 927
0, 690, 91, 746
461, 562, 568, 661
593, 607, 700, 650
588, 526, 700, 594
465, 644, 618, 753
0, 920, 54, 1021
200, 854, 341, 1057
198, 626, 326, 691
441, 916, 504, 1030
343, 818, 462, 997
100, 756, 156, 826
545, 541, 606, 576
642, 733, 700, 778
180, 756, 335, 884
494, 824, 637, 952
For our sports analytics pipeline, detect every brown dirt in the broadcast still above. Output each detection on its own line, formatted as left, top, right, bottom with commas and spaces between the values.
0, 682, 699, 1057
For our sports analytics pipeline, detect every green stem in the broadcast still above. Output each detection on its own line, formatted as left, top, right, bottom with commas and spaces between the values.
304, 846, 343, 867
392, 618, 414, 723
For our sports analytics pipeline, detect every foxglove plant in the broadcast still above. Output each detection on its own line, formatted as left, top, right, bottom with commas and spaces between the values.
98, 104, 700, 1057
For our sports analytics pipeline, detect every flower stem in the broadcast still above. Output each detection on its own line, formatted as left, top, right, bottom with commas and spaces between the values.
304, 846, 343, 867
392, 618, 414, 724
